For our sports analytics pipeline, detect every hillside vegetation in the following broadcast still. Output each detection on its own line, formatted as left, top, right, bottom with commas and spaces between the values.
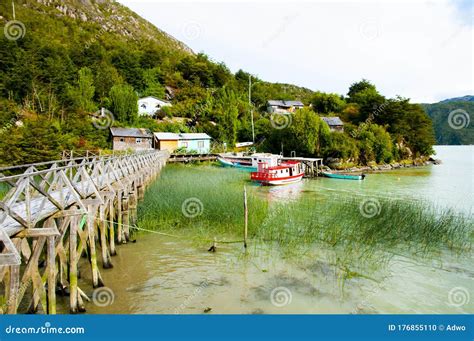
422, 101, 474, 145
1, 0, 435, 166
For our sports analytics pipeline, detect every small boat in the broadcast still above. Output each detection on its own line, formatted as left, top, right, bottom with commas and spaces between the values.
217, 153, 282, 172
251, 161, 304, 186
217, 156, 255, 171
322, 171, 366, 180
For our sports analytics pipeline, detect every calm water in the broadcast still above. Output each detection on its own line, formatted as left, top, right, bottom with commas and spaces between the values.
67, 146, 473, 314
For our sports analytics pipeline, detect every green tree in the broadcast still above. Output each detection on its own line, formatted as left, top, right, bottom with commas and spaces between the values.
347, 79, 377, 99
66, 67, 96, 113
108, 84, 138, 124
311, 91, 346, 114
142, 68, 165, 98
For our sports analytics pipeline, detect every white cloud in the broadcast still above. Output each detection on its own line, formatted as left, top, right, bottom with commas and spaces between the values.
119, 0, 473, 102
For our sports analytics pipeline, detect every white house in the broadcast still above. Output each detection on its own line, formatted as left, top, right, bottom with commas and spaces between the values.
266, 100, 304, 114
138, 96, 172, 117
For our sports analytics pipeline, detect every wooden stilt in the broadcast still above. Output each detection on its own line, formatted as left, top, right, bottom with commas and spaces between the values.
69, 214, 78, 314
99, 204, 112, 269
47, 235, 56, 314
108, 197, 116, 256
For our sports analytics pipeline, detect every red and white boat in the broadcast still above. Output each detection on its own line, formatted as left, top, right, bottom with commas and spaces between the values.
251, 160, 304, 186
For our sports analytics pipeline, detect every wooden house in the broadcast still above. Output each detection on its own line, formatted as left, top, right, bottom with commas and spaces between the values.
154, 133, 212, 153
321, 117, 344, 132
110, 127, 153, 151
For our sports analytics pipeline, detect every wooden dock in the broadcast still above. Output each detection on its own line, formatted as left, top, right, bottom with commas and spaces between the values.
168, 153, 218, 163
0, 150, 169, 314
281, 157, 324, 177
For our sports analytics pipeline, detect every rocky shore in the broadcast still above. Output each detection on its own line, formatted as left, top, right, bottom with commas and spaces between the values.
323, 157, 442, 173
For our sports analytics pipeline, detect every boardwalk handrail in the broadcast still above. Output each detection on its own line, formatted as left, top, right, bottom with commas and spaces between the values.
0, 150, 145, 174
0, 149, 169, 314
0, 150, 159, 181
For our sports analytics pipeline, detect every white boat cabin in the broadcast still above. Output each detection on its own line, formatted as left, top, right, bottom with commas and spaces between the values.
250, 153, 282, 168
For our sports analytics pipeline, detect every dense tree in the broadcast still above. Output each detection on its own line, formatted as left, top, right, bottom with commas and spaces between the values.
310, 92, 346, 114
347, 79, 377, 99
108, 84, 138, 124
66, 67, 96, 113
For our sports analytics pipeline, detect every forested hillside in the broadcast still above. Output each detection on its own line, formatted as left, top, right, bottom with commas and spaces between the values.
422, 101, 473, 145
1, 0, 436, 166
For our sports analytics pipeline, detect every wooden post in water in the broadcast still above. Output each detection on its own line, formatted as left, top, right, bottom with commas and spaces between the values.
122, 195, 130, 242
108, 196, 116, 256
243, 186, 248, 249
46, 235, 56, 314
98, 202, 112, 269
69, 213, 78, 314
116, 191, 123, 244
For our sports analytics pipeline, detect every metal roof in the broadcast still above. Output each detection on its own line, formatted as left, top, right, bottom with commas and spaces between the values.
267, 100, 304, 107
321, 117, 344, 126
153, 132, 179, 140
110, 127, 152, 138
153, 133, 212, 140
179, 133, 212, 140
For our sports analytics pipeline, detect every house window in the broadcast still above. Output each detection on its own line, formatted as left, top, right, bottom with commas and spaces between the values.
182, 142, 188, 148
119, 138, 125, 142
198, 141, 204, 148
136, 138, 142, 144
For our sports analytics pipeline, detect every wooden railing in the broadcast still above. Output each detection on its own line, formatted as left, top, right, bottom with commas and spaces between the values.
0, 150, 169, 314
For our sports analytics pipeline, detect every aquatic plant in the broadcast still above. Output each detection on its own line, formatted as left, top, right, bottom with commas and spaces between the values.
138, 164, 473, 262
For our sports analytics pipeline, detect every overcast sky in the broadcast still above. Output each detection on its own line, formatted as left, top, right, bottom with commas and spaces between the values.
118, 0, 473, 103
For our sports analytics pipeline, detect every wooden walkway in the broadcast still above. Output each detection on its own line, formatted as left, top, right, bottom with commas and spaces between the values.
168, 153, 218, 163
0, 150, 169, 314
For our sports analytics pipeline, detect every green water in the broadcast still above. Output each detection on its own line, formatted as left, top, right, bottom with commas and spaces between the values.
77, 146, 473, 314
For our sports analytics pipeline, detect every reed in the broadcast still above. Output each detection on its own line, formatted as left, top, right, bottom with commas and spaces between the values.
0, 183, 9, 200
137, 163, 269, 241
137, 164, 473, 262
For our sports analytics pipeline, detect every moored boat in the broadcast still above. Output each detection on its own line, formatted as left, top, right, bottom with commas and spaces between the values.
322, 171, 366, 180
251, 161, 304, 185
217, 153, 281, 171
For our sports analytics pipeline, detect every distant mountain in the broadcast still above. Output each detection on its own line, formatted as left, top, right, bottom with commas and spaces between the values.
421, 100, 473, 145
439, 95, 474, 103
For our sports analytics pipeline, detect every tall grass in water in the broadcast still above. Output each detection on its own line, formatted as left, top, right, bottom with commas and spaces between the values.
138, 164, 473, 262
0, 183, 10, 200
138, 163, 268, 241
258, 196, 472, 259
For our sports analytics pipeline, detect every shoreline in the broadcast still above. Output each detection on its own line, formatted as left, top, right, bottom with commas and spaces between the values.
324, 158, 442, 173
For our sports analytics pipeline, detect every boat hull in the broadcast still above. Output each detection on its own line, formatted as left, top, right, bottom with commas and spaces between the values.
251, 172, 304, 186
322, 171, 365, 180
217, 157, 257, 171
